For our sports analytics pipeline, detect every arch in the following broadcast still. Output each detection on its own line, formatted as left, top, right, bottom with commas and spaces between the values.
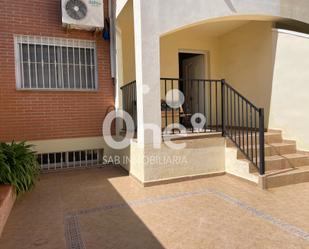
156, 0, 309, 37
160, 15, 309, 38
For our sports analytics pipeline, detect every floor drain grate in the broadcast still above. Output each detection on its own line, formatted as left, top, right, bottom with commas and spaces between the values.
65, 215, 86, 249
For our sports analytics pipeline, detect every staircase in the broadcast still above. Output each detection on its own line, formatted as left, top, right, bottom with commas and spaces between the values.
226, 130, 309, 188
122, 79, 309, 189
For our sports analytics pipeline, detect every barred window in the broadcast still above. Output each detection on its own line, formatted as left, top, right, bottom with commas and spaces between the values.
14, 35, 98, 90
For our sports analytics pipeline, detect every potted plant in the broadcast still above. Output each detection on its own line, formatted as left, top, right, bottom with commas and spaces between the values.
0, 141, 40, 195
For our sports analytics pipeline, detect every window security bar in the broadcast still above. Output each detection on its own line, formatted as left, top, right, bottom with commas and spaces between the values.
37, 149, 104, 171
14, 35, 98, 91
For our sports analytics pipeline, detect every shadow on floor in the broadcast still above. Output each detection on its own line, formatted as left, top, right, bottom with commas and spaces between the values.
0, 166, 165, 249
63, 167, 165, 249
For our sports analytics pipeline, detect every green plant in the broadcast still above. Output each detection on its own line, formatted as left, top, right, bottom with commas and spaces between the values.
0, 141, 40, 195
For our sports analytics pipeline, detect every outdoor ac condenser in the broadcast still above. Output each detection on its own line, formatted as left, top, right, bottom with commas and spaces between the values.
61, 0, 104, 31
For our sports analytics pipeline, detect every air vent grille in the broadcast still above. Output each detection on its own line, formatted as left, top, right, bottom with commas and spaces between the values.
37, 149, 103, 171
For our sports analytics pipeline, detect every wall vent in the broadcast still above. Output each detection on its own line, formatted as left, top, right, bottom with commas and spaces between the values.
37, 149, 103, 171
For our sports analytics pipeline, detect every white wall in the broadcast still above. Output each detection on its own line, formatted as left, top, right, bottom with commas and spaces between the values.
157, 0, 280, 35
116, 0, 309, 36
156, 0, 309, 36
269, 29, 309, 151
133, 0, 162, 144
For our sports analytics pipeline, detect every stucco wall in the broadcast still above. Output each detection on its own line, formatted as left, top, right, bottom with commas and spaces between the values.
157, 0, 309, 35
129, 136, 226, 183
117, 0, 309, 34
160, 33, 221, 79
219, 21, 275, 127
119, 24, 222, 88
159, 21, 277, 127
160, 31, 221, 100
118, 19, 278, 129
269, 29, 309, 151
116, 0, 309, 145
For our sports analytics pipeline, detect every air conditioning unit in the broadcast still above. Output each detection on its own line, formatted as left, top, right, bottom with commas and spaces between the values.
61, 0, 104, 31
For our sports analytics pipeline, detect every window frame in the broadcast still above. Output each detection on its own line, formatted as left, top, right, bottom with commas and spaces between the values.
14, 35, 99, 91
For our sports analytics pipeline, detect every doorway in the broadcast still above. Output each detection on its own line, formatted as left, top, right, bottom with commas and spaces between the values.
178, 52, 208, 116
179, 52, 206, 80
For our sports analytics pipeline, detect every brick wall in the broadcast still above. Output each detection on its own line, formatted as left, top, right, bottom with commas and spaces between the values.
0, 0, 114, 141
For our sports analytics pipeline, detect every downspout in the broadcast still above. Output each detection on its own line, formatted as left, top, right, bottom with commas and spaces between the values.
109, 0, 116, 80
108, 0, 121, 135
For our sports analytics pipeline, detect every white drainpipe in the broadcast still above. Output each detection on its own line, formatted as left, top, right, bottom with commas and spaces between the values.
109, 0, 116, 79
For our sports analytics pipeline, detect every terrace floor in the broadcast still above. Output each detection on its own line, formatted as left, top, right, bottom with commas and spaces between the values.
0, 167, 309, 249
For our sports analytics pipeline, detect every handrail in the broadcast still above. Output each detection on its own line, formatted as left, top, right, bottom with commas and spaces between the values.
120, 80, 136, 90
222, 79, 265, 175
224, 82, 259, 111
161, 77, 222, 82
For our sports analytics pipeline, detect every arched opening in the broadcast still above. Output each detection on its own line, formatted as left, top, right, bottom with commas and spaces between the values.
159, 16, 309, 129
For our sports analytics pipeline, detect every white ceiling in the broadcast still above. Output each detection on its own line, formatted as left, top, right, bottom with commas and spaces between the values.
162, 16, 281, 39
178, 20, 251, 38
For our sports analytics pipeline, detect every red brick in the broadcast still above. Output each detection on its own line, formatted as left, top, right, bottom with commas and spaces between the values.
0, 0, 114, 142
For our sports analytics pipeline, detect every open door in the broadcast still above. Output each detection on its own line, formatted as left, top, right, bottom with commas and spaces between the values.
179, 53, 207, 115
182, 54, 205, 80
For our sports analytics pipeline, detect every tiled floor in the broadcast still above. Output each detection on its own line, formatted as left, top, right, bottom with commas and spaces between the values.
0, 166, 309, 249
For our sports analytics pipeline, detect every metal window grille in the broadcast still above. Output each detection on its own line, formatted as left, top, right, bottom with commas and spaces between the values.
37, 149, 103, 171
14, 35, 98, 90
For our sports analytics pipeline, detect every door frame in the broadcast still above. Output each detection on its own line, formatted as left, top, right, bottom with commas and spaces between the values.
178, 49, 211, 79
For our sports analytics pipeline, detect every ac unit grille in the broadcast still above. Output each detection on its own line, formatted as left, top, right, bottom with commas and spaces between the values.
65, 0, 88, 20
37, 149, 103, 171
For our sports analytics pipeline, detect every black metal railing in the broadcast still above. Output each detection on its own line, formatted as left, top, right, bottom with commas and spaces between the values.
222, 80, 265, 175
120, 78, 265, 175
120, 80, 137, 131
160, 78, 223, 134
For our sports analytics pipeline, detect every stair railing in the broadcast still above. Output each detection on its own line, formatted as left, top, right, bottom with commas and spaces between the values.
120, 79, 265, 175
120, 80, 137, 131
221, 79, 265, 175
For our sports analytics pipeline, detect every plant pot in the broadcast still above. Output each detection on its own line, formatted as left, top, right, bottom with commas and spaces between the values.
0, 185, 16, 238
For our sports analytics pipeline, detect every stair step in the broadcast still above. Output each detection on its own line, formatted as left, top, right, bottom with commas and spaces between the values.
226, 129, 309, 188
247, 153, 309, 172
226, 131, 282, 147
264, 165, 309, 188
237, 142, 296, 159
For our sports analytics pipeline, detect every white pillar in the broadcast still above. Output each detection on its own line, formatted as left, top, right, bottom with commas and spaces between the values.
115, 26, 124, 135
133, 0, 161, 145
